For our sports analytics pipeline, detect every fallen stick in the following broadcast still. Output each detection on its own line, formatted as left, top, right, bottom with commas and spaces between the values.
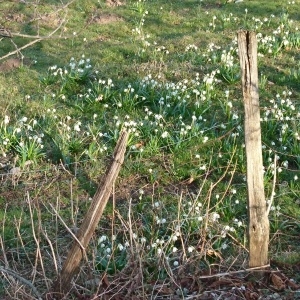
198, 264, 270, 279
49, 130, 129, 299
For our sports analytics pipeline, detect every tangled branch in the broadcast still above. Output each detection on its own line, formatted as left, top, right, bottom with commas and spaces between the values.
0, 266, 43, 300
0, 0, 78, 62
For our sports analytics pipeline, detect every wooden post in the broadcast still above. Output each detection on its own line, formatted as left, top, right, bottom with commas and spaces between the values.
49, 131, 129, 299
237, 31, 269, 268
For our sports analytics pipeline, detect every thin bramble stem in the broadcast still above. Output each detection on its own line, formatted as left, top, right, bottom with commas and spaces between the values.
1, 205, 9, 268
267, 155, 277, 216
27, 192, 49, 289
0, 266, 43, 300
41, 227, 59, 275
177, 191, 187, 261
14, 213, 34, 268
48, 202, 86, 253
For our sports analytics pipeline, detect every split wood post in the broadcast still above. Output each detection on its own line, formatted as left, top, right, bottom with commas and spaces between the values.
49, 130, 129, 299
237, 30, 269, 268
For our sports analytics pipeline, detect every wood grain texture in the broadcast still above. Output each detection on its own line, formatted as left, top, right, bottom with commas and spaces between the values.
237, 31, 269, 268
49, 130, 129, 299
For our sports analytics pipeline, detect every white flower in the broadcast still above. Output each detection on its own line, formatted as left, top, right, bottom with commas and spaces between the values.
4, 115, 9, 124
154, 201, 160, 208
221, 243, 228, 250
161, 131, 169, 138
188, 246, 194, 253
211, 213, 220, 222
74, 123, 81, 132
98, 235, 107, 243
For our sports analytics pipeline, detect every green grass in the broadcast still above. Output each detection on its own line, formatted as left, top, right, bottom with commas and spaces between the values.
0, 0, 299, 298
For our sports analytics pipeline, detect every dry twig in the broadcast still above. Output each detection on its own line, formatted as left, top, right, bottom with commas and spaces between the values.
0, 266, 43, 300
0, 0, 76, 62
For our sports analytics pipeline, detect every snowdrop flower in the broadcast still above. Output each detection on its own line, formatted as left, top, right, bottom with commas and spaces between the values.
188, 246, 194, 253
161, 131, 169, 138
211, 213, 220, 222
4, 115, 9, 124
98, 235, 107, 243
74, 122, 81, 132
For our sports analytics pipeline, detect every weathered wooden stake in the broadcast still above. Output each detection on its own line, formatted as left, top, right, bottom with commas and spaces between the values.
237, 31, 269, 268
49, 130, 129, 299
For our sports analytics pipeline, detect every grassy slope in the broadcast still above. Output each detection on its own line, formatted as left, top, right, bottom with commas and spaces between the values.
0, 0, 300, 298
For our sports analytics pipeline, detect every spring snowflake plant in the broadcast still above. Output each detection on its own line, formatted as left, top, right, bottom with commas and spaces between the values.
0, 115, 45, 167
41, 55, 94, 94
95, 235, 127, 275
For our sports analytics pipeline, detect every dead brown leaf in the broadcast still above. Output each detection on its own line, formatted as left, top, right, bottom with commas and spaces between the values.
93, 14, 123, 25
244, 290, 259, 300
270, 273, 285, 291
106, 0, 123, 7
0, 58, 21, 72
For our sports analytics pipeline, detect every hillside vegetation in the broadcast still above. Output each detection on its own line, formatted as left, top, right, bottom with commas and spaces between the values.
0, 0, 299, 299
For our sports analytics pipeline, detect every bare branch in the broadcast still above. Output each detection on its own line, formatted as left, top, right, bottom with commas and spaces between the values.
0, 38, 42, 61
0, 12, 66, 62
0, 266, 43, 300
0, 0, 77, 62
197, 264, 270, 279
0, 28, 12, 38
